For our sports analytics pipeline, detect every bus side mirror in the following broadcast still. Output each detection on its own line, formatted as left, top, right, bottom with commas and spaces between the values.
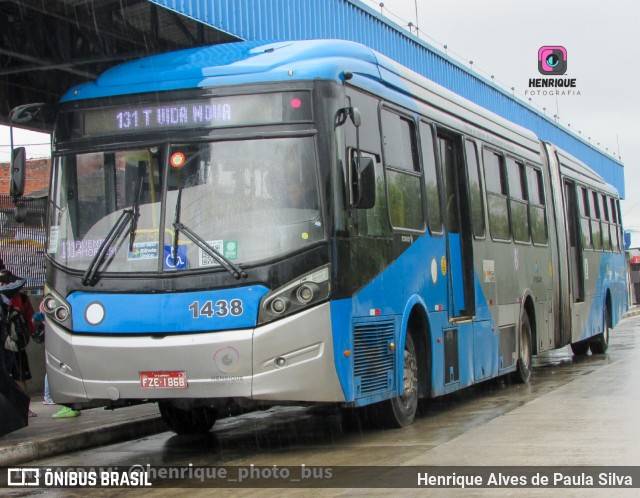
352, 156, 375, 209
350, 107, 361, 128
10, 147, 26, 199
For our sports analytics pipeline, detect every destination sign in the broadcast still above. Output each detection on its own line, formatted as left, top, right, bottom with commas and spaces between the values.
70, 92, 311, 138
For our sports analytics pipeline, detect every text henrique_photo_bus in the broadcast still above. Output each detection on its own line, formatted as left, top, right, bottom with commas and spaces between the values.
9, 40, 627, 433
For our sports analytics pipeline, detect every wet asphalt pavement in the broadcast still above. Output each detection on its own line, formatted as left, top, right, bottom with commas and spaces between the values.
5, 313, 640, 497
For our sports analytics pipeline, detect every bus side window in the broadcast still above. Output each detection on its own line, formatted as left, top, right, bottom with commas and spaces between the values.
381, 109, 425, 231
464, 139, 484, 238
590, 190, 603, 251
506, 157, 529, 243
482, 148, 510, 241
610, 197, 620, 252
616, 199, 624, 253
578, 187, 592, 250
600, 193, 611, 251
420, 121, 443, 235
527, 166, 548, 245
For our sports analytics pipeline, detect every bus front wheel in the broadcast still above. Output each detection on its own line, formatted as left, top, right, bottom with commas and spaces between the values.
377, 334, 419, 428
158, 402, 217, 435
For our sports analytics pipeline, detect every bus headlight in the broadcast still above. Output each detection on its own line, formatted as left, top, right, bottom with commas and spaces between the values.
258, 265, 330, 325
43, 285, 73, 330
270, 297, 290, 315
296, 283, 318, 303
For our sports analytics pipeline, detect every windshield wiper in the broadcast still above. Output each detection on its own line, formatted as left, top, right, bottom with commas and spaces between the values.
171, 187, 183, 267
173, 221, 247, 280
171, 186, 246, 280
82, 162, 146, 287
81, 209, 134, 286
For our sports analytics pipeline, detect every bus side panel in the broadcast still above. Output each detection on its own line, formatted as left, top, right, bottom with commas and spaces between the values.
331, 231, 506, 403
330, 298, 355, 402
573, 251, 627, 343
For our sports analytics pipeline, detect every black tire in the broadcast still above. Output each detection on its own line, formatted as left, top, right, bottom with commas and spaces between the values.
590, 306, 611, 354
158, 402, 217, 435
570, 341, 590, 356
513, 312, 532, 384
376, 334, 419, 428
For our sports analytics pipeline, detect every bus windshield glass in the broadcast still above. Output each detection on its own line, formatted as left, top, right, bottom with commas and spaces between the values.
47, 136, 322, 273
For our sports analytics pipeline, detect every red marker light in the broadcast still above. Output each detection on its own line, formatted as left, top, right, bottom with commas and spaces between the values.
290, 97, 302, 109
170, 152, 186, 168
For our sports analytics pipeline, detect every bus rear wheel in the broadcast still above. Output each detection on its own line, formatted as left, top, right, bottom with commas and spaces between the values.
377, 334, 418, 428
158, 402, 217, 435
570, 341, 590, 355
513, 312, 532, 384
590, 306, 611, 354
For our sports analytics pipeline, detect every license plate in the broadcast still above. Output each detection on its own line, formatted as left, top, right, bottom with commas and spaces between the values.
139, 371, 188, 389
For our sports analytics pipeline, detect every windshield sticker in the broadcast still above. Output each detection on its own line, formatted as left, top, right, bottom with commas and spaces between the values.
48, 226, 60, 254
163, 245, 187, 270
128, 241, 159, 261
200, 240, 238, 267
224, 241, 238, 259
200, 240, 223, 267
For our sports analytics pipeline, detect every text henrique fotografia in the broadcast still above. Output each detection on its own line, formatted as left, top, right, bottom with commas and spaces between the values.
526, 45, 581, 97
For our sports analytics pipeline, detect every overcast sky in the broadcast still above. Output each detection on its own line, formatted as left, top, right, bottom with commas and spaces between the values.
375, 0, 640, 245
2, 0, 639, 243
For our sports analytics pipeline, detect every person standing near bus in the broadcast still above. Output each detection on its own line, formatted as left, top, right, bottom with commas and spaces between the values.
0, 266, 37, 417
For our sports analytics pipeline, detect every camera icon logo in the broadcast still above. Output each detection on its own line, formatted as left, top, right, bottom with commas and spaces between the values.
538, 46, 567, 75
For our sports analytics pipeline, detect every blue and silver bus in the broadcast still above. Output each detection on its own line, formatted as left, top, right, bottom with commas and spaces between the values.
14, 40, 627, 432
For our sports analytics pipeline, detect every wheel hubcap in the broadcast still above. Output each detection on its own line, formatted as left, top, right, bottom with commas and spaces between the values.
401, 348, 418, 405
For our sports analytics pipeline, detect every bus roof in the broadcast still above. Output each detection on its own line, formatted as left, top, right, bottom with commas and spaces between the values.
61, 39, 540, 151
60, 40, 382, 102
552, 144, 619, 196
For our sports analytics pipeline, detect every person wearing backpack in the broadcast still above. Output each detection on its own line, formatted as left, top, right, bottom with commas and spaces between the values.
0, 268, 37, 417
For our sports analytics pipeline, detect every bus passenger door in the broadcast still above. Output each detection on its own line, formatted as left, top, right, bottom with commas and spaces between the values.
564, 180, 585, 304
437, 132, 475, 320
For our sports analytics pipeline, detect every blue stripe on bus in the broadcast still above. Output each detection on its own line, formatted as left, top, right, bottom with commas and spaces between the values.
578, 251, 627, 342
67, 286, 269, 333
329, 232, 497, 402
329, 227, 621, 402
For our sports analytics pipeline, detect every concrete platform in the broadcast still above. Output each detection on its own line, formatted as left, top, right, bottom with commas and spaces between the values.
0, 400, 165, 466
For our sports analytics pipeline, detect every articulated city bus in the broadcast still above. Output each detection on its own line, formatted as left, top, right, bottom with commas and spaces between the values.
13, 40, 627, 433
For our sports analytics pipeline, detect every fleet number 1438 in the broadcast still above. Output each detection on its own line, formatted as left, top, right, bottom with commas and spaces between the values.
188, 299, 244, 318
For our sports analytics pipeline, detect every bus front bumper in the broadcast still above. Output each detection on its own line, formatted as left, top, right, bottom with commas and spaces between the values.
45, 302, 346, 405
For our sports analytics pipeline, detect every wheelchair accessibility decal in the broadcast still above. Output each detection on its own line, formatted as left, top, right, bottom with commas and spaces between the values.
163, 245, 187, 270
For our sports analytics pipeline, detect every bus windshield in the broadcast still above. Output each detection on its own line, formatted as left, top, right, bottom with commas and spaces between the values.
48, 136, 323, 274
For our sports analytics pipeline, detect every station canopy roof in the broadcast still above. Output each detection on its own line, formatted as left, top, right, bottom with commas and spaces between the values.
0, 0, 624, 196
0, 0, 237, 131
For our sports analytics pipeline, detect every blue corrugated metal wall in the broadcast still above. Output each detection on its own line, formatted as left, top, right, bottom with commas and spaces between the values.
149, 0, 625, 197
